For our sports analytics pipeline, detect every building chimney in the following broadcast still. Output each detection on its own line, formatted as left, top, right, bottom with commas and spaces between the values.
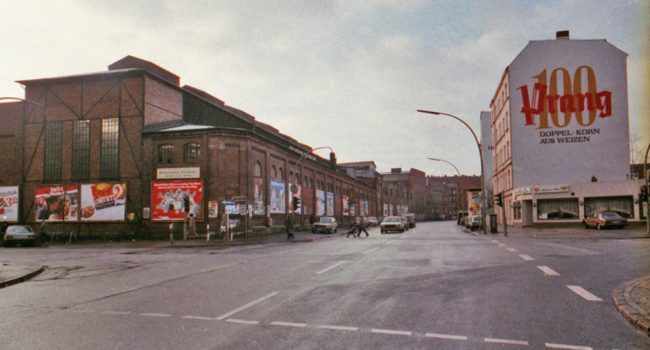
329, 152, 337, 170
556, 30, 570, 40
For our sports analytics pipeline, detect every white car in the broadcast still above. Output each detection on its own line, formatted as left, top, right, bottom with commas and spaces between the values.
3, 225, 37, 247
380, 216, 406, 234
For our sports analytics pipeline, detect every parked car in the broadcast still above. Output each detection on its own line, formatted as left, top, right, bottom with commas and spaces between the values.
380, 216, 406, 234
3, 225, 37, 247
583, 211, 627, 230
367, 217, 379, 226
469, 215, 482, 231
400, 217, 409, 231
404, 213, 416, 228
312, 216, 338, 234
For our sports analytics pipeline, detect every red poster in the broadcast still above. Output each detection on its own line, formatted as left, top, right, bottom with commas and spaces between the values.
151, 181, 204, 222
34, 185, 79, 222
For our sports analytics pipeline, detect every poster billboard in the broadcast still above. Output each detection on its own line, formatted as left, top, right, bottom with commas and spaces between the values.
383, 204, 388, 217
80, 183, 126, 222
0, 187, 19, 223
326, 192, 334, 216
508, 39, 629, 187
270, 180, 286, 214
317, 190, 326, 216
350, 203, 356, 217
342, 195, 349, 216
151, 181, 203, 221
363, 200, 369, 217
253, 177, 265, 215
34, 185, 79, 222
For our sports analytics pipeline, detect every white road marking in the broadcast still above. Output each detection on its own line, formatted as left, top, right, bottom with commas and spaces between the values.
140, 313, 171, 318
226, 318, 260, 325
491, 240, 499, 243
270, 321, 307, 328
182, 315, 215, 321
216, 291, 279, 320
370, 328, 412, 336
484, 337, 529, 346
317, 261, 347, 274
537, 266, 560, 276
567, 285, 603, 302
519, 254, 535, 261
200, 264, 235, 273
424, 333, 467, 341
102, 310, 131, 315
545, 343, 593, 350
507, 248, 519, 252
317, 324, 358, 332
68, 308, 95, 313
498, 243, 506, 247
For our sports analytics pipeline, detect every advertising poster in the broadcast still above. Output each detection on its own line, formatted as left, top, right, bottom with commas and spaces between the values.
80, 183, 126, 222
326, 192, 334, 216
270, 180, 286, 214
289, 184, 301, 214
342, 195, 349, 216
383, 204, 388, 217
363, 200, 369, 217
151, 181, 203, 221
254, 177, 265, 215
317, 190, 326, 216
0, 186, 19, 222
34, 185, 79, 222
208, 200, 218, 218
467, 190, 482, 215
350, 203, 356, 217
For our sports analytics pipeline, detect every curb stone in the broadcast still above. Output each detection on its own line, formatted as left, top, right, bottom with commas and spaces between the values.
0, 266, 46, 289
612, 275, 650, 336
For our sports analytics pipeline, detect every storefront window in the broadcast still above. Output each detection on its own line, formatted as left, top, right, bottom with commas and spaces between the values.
537, 199, 579, 220
585, 196, 633, 218
513, 201, 522, 220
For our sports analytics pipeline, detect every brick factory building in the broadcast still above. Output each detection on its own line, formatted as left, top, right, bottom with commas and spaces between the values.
0, 56, 378, 237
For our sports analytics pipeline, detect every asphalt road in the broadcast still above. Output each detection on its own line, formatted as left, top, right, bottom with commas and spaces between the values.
1, 221, 649, 349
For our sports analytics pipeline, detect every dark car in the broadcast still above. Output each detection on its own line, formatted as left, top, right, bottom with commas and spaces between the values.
583, 211, 627, 230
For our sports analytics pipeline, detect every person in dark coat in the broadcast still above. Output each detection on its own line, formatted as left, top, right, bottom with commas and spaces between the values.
347, 220, 358, 238
356, 218, 369, 237
286, 214, 295, 240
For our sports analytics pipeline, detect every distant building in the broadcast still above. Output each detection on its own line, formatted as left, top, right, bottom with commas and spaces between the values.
490, 31, 643, 226
480, 111, 494, 215
381, 168, 427, 220
426, 175, 481, 219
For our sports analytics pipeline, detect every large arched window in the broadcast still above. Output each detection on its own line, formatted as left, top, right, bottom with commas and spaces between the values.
158, 144, 174, 164
271, 166, 277, 179
279, 167, 285, 180
183, 143, 200, 164
254, 161, 263, 177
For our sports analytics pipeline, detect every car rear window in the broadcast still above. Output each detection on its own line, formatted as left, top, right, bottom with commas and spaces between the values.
602, 212, 622, 219
7, 226, 32, 233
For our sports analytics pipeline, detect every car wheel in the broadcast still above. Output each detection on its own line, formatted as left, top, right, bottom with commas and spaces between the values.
334, 228, 337, 233
381, 230, 384, 234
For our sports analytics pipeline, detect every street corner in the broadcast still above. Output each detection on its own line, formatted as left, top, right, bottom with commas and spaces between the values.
0, 263, 46, 289
613, 275, 650, 336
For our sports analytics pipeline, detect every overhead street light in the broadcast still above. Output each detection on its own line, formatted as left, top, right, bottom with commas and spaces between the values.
417, 109, 487, 235
427, 157, 461, 177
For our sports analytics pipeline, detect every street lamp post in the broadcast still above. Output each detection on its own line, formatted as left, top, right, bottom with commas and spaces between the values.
427, 157, 461, 176
417, 109, 487, 235
294, 146, 334, 228
644, 143, 649, 235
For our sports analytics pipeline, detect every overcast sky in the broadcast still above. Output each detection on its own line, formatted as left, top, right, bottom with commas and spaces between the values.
1, 0, 648, 175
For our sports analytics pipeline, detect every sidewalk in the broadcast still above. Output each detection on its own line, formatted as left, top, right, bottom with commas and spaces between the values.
0, 262, 45, 289
465, 225, 649, 240
614, 275, 650, 336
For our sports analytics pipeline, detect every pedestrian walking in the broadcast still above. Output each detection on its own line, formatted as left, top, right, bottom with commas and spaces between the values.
188, 213, 197, 237
346, 220, 358, 238
286, 214, 295, 240
356, 218, 369, 237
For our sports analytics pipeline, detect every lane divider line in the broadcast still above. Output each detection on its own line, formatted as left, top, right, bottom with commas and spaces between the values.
507, 248, 519, 252
498, 243, 507, 247
424, 333, 467, 341
484, 337, 529, 346
216, 291, 279, 320
270, 321, 307, 328
182, 315, 215, 321
519, 254, 535, 261
370, 328, 412, 336
200, 263, 235, 274
140, 313, 172, 318
317, 324, 358, 332
317, 261, 347, 274
566, 285, 602, 302
102, 310, 131, 315
537, 266, 560, 276
545, 343, 593, 350
226, 318, 260, 325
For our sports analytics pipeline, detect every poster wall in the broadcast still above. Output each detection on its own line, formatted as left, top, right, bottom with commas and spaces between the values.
0, 186, 19, 222
151, 181, 203, 221
326, 192, 335, 216
253, 177, 265, 215
270, 180, 286, 214
34, 185, 79, 222
317, 190, 326, 216
342, 195, 349, 216
80, 183, 126, 222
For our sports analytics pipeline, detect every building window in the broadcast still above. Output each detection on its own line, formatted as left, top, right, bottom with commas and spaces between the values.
584, 196, 633, 218
183, 142, 200, 164
537, 199, 579, 220
254, 161, 263, 177
158, 144, 174, 165
44, 121, 63, 181
72, 120, 90, 180
100, 118, 120, 178
271, 166, 277, 179
279, 167, 284, 180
